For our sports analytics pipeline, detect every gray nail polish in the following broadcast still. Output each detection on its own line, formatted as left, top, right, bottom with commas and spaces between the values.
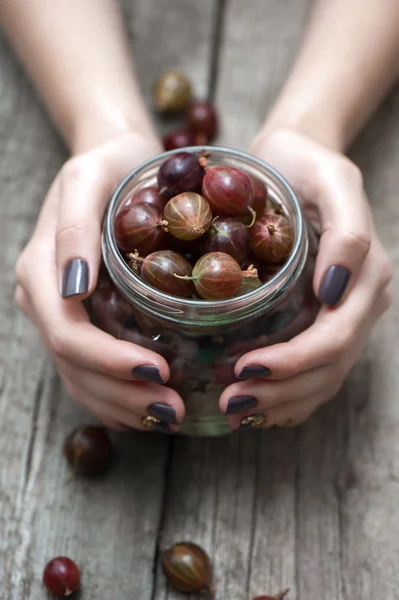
62, 258, 89, 298
238, 366, 271, 380
148, 403, 177, 424
318, 265, 351, 307
226, 395, 257, 415
132, 365, 164, 382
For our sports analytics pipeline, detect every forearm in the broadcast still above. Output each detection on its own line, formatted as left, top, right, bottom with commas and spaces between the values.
0, 0, 158, 153
263, 0, 399, 151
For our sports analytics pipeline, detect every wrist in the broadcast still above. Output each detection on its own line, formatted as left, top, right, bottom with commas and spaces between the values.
70, 106, 161, 155
261, 100, 347, 153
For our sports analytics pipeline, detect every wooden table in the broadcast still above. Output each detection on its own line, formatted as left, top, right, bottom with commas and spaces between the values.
1, 1, 399, 598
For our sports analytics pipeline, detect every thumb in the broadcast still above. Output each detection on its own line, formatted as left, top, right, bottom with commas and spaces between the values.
313, 161, 371, 307
57, 155, 114, 300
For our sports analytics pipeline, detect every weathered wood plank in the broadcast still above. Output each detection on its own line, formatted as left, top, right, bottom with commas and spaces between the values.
155, 2, 399, 600
0, 0, 218, 598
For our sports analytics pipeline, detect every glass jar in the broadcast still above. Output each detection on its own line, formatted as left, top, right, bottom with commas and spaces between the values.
90, 147, 320, 436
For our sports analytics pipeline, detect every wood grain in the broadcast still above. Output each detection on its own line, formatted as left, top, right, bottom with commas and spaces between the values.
0, 1, 218, 598
1, 0, 399, 599
155, 1, 399, 600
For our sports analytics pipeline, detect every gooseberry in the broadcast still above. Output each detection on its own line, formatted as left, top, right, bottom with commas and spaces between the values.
114, 202, 167, 254
153, 69, 192, 113
127, 185, 166, 212
251, 214, 294, 263
43, 557, 81, 597
64, 425, 113, 477
162, 542, 213, 594
258, 262, 282, 283
202, 166, 254, 217
139, 250, 195, 298
158, 152, 204, 200
163, 129, 196, 151
201, 217, 251, 264
249, 175, 268, 218
164, 192, 212, 241
186, 100, 218, 142
176, 252, 258, 300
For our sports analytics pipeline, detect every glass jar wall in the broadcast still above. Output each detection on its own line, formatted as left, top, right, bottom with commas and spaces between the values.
90, 147, 320, 436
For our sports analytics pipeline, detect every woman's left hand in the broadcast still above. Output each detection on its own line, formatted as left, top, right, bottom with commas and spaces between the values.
219, 128, 392, 430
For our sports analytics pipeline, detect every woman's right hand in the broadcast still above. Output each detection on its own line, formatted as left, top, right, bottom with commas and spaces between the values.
15, 131, 185, 433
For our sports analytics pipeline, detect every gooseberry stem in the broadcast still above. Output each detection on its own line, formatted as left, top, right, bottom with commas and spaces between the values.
174, 274, 197, 281
247, 206, 256, 228
159, 219, 169, 232
242, 264, 259, 279
127, 250, 143, 270
267, 224, 276, 235
275, 589, 290, 600
210, 215, 220, 232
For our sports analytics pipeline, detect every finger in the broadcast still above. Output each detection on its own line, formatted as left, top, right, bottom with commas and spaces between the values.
220, 364, 334, 415
60, 360, 185, 425
229, 395, 321, 430
28, 262, 171, 381
56, 155, 115, 300
235, 251, 383, 380
71, 391, 177, 434
313, 160, 371, 306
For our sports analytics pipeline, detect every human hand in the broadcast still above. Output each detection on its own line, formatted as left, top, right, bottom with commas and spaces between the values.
219, 128, 392, 430
15, 132, 184, 433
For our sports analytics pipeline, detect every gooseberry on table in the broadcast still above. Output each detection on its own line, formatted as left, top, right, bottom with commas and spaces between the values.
153, 69, 192, 113
63, 425, 113, 477
163, 129, 197, 151
42, 556, 81, 597
185, 99, 218, 143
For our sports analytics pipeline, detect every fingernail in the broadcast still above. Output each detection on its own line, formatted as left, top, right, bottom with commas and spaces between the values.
226, 395, 257, 415
238, 366, 271, 379
148, 403, 177, 424
239, 413, 266, 429
318, 265, 351, 307
62, 258, 89, 298
141, 415, 171, 434
132, 365, 164, 383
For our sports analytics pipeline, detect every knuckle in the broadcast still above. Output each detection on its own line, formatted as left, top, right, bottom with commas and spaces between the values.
15, 253, 28, 285
56, 221, 90, 245
64, 379, 79, 401
379, 256, 393, 288
47, 330, 70, 359
340, 229, 371, 258
379, 288, 392, 314
61, 154, 98, 184
328, 331, 352, 363
14, 285, 26, 310
319, 156, 363, 190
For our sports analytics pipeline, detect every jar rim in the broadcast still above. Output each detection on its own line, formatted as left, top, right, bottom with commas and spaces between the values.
102, 146, 307, 324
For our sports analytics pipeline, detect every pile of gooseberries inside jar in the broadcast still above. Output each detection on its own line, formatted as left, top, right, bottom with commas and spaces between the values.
114, 151, 295, 300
